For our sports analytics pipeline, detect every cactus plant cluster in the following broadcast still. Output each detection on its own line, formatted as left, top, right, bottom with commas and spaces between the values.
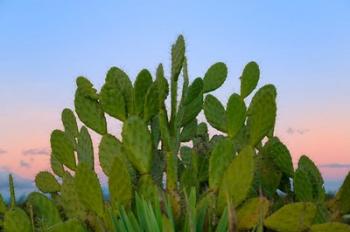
0, 35, 350, 232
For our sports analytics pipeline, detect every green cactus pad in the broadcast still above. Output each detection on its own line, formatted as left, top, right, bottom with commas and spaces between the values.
134, 69, 153, 116
137, 175, 159, 202
75, 77, 107, 134
298, 155, 325, 201
209, 138, 235, 191
217, 146, 255, 211
4, 207, 32, 232
203, 62, 228, 93
240, 61, 260, 98
50, 155, 65, 178
203, 94, 227, 132
155, 64, 169, 104
48, 219, 86, 232
294, 168, 313, 202
51, 130, 76, 170
262, 137, 294, 177
35, 171, 60, 193
27, 192, 62, 228
237, 197, 270, 230
74, 163, 104, 217
310, 222, 350, 232
180, 119, 197, 142
77, 126, 94, 170
60, 174, 86, 220
61, 108, 79, 145
171, 35, 185, 81
108, 157, 132, 208
335, 172, 350, 214
246, 84, 277, 146
99, 134, 123, 175
100, 76, 126, 121
122, 116, 152, 174
105, 67, 134, 116
226, 93, 246, 138
144, 82, 160, 122
256, 154, 282, 198
264, 202, 317, 232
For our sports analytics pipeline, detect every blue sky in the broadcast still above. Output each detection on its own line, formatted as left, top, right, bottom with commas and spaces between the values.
0, 1, 349, 194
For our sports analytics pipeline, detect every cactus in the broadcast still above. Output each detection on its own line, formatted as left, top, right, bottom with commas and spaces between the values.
26, 192, 62, 229
202, 62, 228, 93
236, 197, 269, 230
35, 171, 60, 193
240, 62, 260, 98
74, 163, 104, 218
310, 222, 350, 232
16, 34, 350, 231
264, 202, 317, 232
4, 207, 32, 232
217, 146, 255, 212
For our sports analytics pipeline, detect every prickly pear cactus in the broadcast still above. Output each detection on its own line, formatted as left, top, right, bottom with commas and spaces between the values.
4, 207, 32, 232
35, 171, 60, 193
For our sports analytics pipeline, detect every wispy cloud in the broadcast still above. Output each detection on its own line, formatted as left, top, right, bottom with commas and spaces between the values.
286, 127, 310, 135
19, 160, 31, 168
0, 148, 7, 155
319, 163, 350, 168
22, 148, 49, 156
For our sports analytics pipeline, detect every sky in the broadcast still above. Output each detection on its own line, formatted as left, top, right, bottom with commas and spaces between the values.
0, 1, 349, 196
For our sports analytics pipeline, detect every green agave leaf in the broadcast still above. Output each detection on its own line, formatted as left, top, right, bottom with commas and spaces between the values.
122, 116, 153, 174
203, 94, 227, 132
246, 84, 277, 146
262, 137, 294, 177
60, 174, 86, 220
61, 108, 79, 145
237, 197, 270, 230
75, 77, 107, 134
203, 62, 228, 93
51, 130, 76, 171
226, 93, 246, 138
4, 207, 32, 232
264, 202, 317, 232
240, 61, 260, 98
109, 157, 133, 209
74, 163, 104, 217
298, 155, 325, 202
294, 168, 313, 202
48, 219, 86, 232
310, 222, 350, 232
335, 172, 350, 214
209, 138, 235, 191
27, 192, 62, 228
50, 155, 65, 178
217, 146, 255, 212
77, 126, 94, 170
35, 171, 60, 193
134, 69, 153, 116
144, 82, 160, 122
171, 35, 185, 81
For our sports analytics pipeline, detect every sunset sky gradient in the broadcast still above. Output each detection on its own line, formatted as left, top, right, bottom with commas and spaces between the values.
0, 1, 349, 196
